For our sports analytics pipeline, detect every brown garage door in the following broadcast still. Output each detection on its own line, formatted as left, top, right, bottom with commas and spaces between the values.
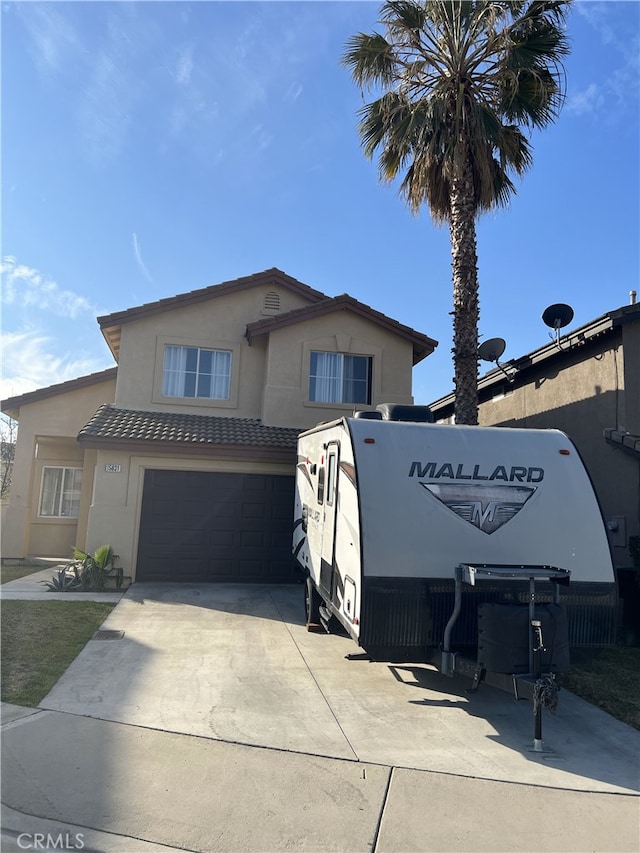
136, 470, 296, 582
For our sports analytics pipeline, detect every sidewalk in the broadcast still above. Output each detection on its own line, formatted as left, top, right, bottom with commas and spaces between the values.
3, 703, 639, 853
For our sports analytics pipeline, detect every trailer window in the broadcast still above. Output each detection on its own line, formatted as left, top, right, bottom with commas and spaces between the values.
327, 454, 337, 506
317, 467, 325, 504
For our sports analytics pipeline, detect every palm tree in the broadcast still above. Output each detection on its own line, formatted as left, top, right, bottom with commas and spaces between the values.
343, 0, 571, 424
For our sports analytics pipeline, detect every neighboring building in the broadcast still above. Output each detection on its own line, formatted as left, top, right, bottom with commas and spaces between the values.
430, 301, 640, 571
1, 268, 437, 582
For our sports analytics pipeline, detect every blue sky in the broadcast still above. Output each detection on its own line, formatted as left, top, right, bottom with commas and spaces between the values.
2, 0, 639, 405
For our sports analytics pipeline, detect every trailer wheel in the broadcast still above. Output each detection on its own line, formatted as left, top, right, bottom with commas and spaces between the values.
305, 576, 322, 629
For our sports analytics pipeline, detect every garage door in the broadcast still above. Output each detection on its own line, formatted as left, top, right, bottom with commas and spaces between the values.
136, 470, 296, 582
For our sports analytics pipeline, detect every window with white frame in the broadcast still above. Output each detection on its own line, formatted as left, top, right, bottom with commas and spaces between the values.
39, 467, 82, 518
309, 352, 372, 404
162, 345, 232, 399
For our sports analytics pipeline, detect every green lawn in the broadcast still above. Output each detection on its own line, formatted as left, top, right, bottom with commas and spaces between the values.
558, 646, 640, 730
0, 563, 53, 584
1, 600, 115, 706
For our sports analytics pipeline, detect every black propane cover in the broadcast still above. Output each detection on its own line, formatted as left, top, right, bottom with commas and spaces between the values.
477, 603, 570, 674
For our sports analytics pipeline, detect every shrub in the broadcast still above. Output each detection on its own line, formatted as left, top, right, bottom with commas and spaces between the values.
43, 545, 123, 592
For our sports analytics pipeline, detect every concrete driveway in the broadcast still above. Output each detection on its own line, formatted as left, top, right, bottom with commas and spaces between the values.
38, 583, 638, 795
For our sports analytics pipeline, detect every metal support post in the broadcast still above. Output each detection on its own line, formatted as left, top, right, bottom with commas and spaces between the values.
531, 619, 544, 753
441, 564, 463, 676
528, 577, 536, 674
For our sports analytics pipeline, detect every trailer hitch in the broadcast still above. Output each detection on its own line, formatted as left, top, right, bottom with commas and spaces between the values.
442, 563, 570, 753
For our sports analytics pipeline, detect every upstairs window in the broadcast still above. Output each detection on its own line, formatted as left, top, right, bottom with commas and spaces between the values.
39, 467, 82, 518
163, 345, 232, 399
309, 352, 372, 405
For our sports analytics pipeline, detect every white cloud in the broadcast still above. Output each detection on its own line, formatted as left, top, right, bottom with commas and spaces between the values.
574, 1, 640, 116
285, 81, 303, 103
566, 83, 604, 116
250, 124, 274, 152
132, 233, 154, 284
76, 42, 139, 164
175, 46, 194, 87
16, 3, 81, 73
0, 329, 111, 401
13, 2, 322, 170
1, 257, 98, 319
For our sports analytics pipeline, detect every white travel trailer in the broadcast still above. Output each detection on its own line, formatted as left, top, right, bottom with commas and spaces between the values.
293, 405, 617, 687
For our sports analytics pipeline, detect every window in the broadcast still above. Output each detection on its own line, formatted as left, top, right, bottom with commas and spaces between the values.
39, 467, 82, 517
326, 453, 337, 506
309, 352, 372, 404
163, 345, 231, 399
317, 466, 325, 505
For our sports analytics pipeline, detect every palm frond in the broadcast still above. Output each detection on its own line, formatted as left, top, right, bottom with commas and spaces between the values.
342, 32, 397, 88
343, 0, 571, 222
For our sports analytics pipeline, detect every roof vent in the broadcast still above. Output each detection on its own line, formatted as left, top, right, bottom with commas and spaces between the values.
376, 404, 434, 423
262, 291, 281, 315
353, 410, 383, 420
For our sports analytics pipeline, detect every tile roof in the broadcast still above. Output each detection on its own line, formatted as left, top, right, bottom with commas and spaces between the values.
97, 268, 328, 362
98, 268, 326, 328
1, 368, 117, 417
78, 404, 301, 452
245, 294, 437, 365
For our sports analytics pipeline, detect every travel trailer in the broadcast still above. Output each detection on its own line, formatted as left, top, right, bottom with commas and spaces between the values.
293, 405, 617, 693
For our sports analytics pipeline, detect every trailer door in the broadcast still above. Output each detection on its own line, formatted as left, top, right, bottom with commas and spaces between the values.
319, 443, 339, 595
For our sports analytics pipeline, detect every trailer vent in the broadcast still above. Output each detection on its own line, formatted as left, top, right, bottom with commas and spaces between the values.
376, 404, 434, 423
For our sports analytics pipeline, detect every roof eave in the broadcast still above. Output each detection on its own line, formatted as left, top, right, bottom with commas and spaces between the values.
97, 268, 327, 330
100, 326, 122, 362
77, 433, 296, 462
429, 308, 633, 413
1, 367, 118, 418
246, 296, 437, 360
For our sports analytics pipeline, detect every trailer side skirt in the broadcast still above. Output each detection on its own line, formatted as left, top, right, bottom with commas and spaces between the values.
358, 576, 617, 663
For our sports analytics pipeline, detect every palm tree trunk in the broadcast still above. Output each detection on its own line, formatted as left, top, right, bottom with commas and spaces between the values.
449, 160, 479, 425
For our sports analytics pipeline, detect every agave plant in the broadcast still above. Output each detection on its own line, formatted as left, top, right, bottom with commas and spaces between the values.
42, 566, 82, 592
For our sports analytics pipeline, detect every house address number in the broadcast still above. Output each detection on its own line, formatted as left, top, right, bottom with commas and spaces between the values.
105, 464, 122, 473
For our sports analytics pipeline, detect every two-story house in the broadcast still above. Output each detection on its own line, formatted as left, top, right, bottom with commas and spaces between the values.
1, 268, 437, 583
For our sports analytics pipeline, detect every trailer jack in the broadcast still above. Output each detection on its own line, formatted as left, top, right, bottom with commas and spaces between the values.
441, 563, 570, 753
513, 620, 560, 754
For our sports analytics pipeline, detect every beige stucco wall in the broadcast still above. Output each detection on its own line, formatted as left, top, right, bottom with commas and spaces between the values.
113, 284, 314, 417
261, 313, 415, 429
1, 376, 116, 559
84, 450, 295, 581
478, 332, 639, 568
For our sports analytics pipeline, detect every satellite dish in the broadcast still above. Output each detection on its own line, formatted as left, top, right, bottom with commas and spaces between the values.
542, 303, 574, 330
478, 337, 506, 363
